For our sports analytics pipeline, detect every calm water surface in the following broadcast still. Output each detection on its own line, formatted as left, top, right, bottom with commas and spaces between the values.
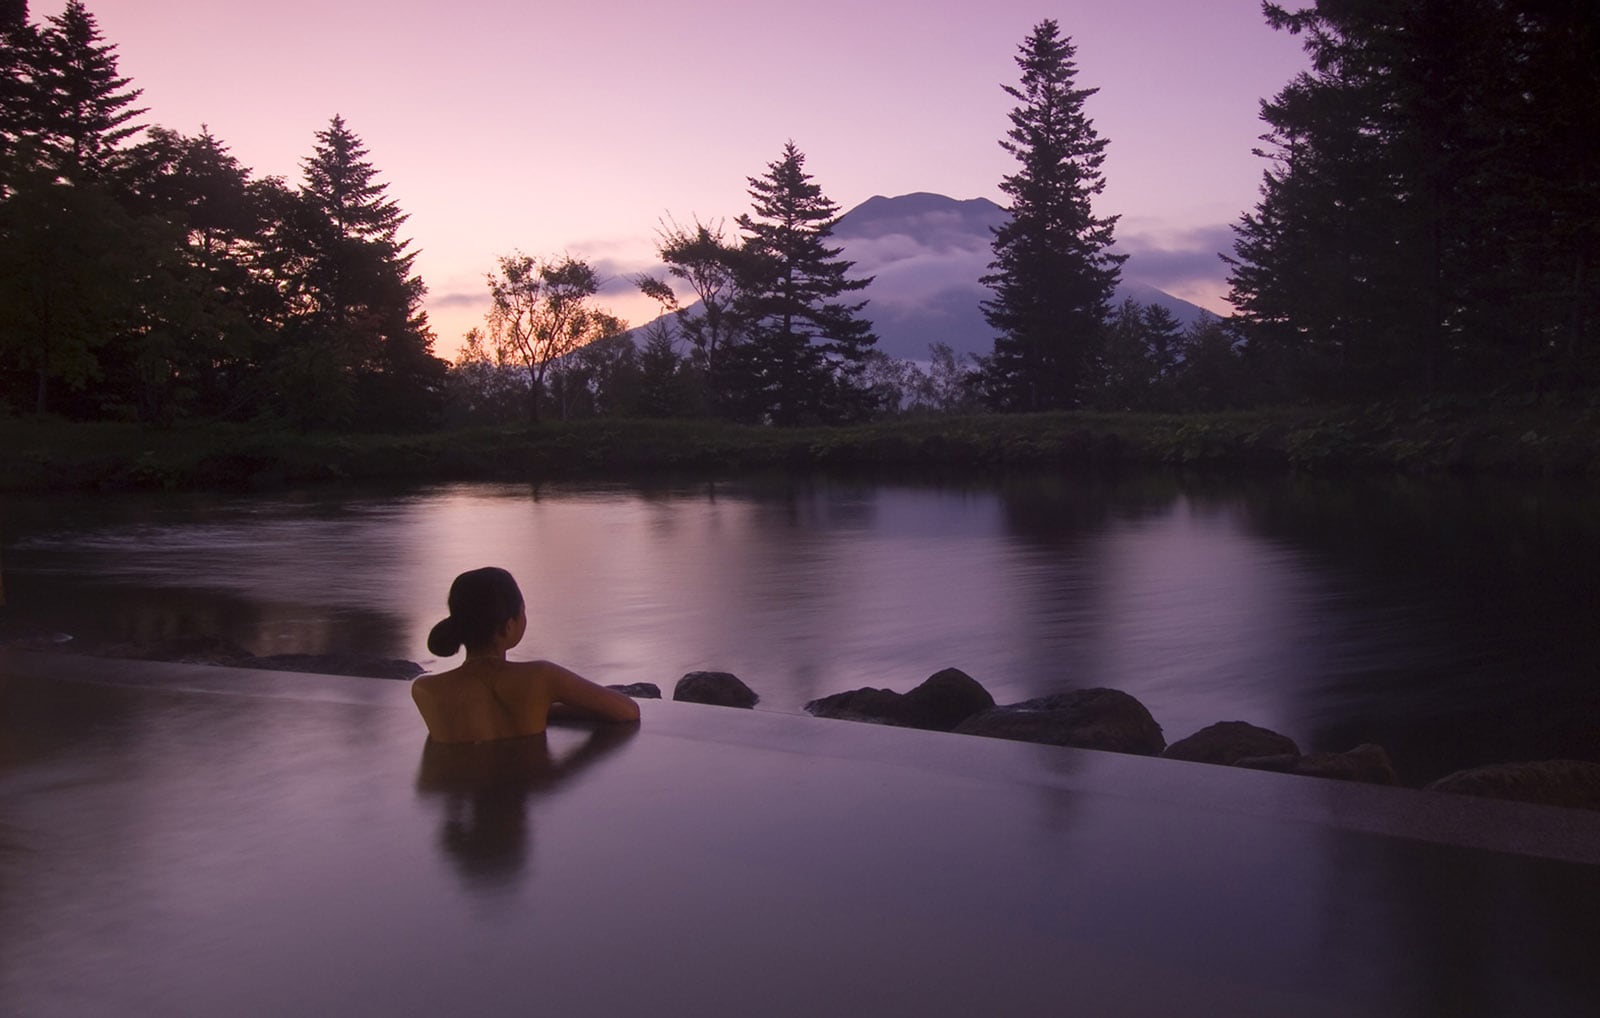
4, 471, 1597, 784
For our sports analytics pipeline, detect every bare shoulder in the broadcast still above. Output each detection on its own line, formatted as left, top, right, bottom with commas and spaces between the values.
411, 670, 448, 702
530, 660, 641, 723
517, 659, 584, 681
491, 659, 568, 686
482, 659, 560, 705
410, 669, 479, 742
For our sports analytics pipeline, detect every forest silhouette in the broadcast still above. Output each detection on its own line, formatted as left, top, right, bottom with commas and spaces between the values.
1, 2, 1595, 434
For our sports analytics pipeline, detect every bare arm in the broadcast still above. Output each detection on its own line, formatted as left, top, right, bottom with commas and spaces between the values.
541, 662, 642, 724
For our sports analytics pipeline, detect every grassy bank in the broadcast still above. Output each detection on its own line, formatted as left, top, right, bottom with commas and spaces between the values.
3, 397, 1599, 492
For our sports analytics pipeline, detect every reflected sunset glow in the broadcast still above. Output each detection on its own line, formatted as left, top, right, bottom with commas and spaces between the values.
10, 473, 1598, 785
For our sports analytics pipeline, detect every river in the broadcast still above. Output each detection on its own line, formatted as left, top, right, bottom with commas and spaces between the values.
3, 470, 1597, 785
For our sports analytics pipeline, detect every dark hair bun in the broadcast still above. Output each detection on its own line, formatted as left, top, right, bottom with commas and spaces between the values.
427, 616, 463, 657
429, 567, 525, 657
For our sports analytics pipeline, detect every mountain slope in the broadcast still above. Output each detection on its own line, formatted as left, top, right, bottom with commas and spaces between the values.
637, 192, 1215, 362
833, 193, 1213, 361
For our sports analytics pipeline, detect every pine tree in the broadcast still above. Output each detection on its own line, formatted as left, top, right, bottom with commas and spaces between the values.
733, 142, 876, 425
1492, 0, 1600, 389
1226, 0, 1600, 396
272, 115, 442, 428
1097, 298, 1156, 410
0, 3, 39, 186
981, 19, 1124, 412
0, 1, 155, 414
29, 0, 145, 184
1171, 315, 1247, 411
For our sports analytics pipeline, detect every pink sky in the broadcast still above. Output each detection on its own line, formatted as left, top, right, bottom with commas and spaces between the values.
39, 1, 1307, 357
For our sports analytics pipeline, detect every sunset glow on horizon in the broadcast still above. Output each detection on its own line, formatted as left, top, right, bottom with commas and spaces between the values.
34, 0, 1308, 356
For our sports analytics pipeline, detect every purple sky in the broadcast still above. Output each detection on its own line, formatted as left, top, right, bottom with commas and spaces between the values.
43, 1, 1307, 356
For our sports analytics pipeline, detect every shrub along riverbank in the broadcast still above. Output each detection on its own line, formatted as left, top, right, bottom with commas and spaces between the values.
3, 397, 1599, 493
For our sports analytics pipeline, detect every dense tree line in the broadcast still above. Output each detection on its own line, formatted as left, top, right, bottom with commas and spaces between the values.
617, 142, 880, 426
0, 1, 443, 427
965, 18, 1249, 415
980, 3, 1600, 413
5, 3, 1593, 435
1226, 0, 1600, 400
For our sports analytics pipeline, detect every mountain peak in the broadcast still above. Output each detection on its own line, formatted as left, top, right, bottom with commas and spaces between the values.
634, 191, 1214, 362
834, 193, 1005, 242
828, 192, 1211, 360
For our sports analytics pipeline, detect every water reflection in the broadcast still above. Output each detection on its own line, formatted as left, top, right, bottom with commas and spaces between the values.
4, 472, 1598, 784
1315, 803, 1600, 1017
414, 725, 637, 893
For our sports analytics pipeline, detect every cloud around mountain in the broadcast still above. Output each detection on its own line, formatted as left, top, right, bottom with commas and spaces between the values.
832, 193, 1219, 360
1116, 223, 1238, 298
619, 192, 1227, 362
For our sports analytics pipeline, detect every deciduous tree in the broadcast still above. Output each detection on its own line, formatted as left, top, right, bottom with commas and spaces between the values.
635, 216, 748, 415
443, 327, 526, 427
485, 253, 620, 423
114, 126, 283, 419
0, 173, 148, 412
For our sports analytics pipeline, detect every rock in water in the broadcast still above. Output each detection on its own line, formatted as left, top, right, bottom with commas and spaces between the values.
608, 682, 662, 699
672, 671, 759, 709
805, 667, 995, 732
1162, 721, 1300, 765
1289, 744, 1399, 785
806, 686, 910, 725
953, 688, 1166, 756
900, 668, 996, 731
1426, 760, 1600, 811
1235, 743, 1399, 786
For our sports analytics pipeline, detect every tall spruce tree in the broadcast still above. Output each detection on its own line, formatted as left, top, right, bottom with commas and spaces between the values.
1, 2, 37, 186
733, 142, 876, 425
0, 0, 157, 414
30, 0, 144, 184
981, 19, 1123, 411
1227, 0, 1600, 396
272, 115, 442, 428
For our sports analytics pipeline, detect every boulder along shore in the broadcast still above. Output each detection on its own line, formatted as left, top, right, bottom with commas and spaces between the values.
6, 626, 1597, 813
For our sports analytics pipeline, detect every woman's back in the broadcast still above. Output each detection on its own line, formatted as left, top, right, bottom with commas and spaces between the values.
416, 568, 640, 742
412, 657, 638, 743
412, 660, 555, 743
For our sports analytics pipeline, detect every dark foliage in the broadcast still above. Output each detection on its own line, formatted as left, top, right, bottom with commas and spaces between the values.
1227, 0, 1600, 398
0, 5, 444, 428
981, 19, 1125, 412
731, 142, 878, 425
